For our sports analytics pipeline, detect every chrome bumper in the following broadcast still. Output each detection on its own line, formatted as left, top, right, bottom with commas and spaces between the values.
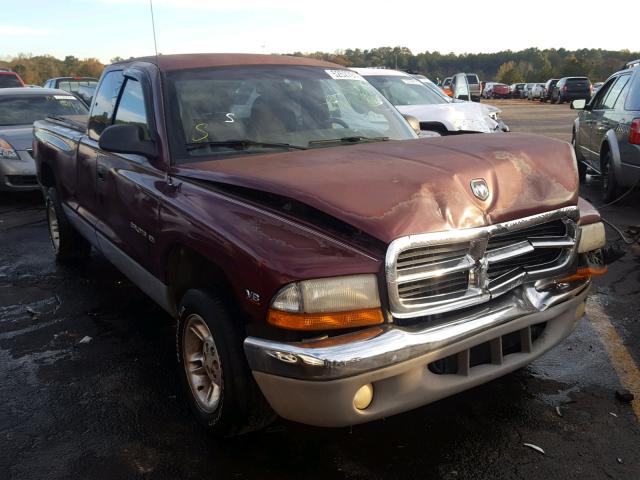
244, 279, 590, 381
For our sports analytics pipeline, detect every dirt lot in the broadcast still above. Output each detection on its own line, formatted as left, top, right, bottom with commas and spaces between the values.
1, 100, 639, 479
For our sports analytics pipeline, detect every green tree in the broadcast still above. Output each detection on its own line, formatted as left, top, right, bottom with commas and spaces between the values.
496, 61, 524, 84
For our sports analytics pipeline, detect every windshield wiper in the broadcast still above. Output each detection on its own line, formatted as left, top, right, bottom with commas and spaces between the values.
186, 139, 307, 152
307, 136, 389, 147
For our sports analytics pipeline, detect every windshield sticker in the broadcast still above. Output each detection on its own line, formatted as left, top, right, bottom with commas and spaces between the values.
325, 69, 365, 81
401, 79, 422, 85
54, 95, 76, 100
192, 123, 209, 142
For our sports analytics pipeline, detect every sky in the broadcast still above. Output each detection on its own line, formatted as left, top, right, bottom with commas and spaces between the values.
2, 0, 639, 63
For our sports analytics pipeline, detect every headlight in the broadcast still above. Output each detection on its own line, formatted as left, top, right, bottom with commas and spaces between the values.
0, 139, 19, 160
268, 274, 383, 330
578, 222, 606, 253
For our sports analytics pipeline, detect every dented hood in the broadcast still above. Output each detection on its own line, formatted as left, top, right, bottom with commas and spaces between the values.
175, 133, 578, 244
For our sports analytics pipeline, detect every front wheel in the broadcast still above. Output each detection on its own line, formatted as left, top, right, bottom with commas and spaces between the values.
177, 289, 275, 436
601, 151, 620, 203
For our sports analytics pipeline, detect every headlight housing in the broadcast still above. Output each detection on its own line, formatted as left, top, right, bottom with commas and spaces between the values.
268, 274, 384, 330
0, 139, 19, 160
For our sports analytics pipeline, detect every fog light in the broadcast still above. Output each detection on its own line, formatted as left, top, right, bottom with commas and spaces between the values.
353, 383, 373, 410
575, 302, 586, 320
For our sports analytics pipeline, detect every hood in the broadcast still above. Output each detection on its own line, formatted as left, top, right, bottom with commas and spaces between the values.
0, 125, 32, 151
396, 102, 499, 133
175, 133, 578, 244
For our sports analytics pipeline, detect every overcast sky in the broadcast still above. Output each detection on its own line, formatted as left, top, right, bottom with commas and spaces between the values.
2, 0, 639, 63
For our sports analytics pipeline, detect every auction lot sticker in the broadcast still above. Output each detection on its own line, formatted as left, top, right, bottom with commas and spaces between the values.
325, 69, 365, 81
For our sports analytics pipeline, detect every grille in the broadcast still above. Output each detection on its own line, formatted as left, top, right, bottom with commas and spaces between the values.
486, 219, 567, 279
386, 207, 579, 318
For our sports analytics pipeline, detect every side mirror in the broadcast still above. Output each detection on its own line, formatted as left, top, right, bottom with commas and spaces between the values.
403, 114, 421, 135
570, 99, 587, 110
98, 124, 157, 158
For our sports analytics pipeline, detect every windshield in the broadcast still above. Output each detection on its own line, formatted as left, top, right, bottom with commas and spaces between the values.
56, 79, 98, 94
0, 94, 88, 126
365, 75, 449, 106
166, 65, 415, 162
0, 75, 22, 88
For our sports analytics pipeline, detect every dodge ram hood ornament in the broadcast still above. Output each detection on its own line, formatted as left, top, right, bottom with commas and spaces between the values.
470, 178, 490, 201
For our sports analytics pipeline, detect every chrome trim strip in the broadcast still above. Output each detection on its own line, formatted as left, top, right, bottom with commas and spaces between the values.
386, 207, 580, 319
396, 255, 474, 283
244, 280, 590, 380
486, 241, 534, 263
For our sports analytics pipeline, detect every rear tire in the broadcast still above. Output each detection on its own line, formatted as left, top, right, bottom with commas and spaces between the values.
45, 187, 91, 262
177, 289, 275, 437
601, 151, 620, 203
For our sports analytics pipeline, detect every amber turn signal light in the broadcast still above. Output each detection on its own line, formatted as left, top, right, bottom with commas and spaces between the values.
267, 308, 384, 331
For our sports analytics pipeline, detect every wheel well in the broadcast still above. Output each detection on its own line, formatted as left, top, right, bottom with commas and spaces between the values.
166, 245, 235, 314
39, 162, 55, 188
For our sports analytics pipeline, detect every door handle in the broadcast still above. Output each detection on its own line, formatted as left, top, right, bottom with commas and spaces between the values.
96, 165, 107, 181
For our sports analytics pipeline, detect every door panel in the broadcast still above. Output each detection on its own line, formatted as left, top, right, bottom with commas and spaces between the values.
93, 75, 161, 270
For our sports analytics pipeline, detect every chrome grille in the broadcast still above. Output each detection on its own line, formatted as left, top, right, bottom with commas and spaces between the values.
386, 207, 580, 319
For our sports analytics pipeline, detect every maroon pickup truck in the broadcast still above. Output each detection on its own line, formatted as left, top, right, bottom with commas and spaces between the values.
33, 54, 606, 436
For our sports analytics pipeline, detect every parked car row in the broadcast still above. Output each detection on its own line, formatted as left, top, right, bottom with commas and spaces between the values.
27, 53, 607, 436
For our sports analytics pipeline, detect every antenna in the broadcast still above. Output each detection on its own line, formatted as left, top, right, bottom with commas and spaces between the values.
149, 0, 160, 64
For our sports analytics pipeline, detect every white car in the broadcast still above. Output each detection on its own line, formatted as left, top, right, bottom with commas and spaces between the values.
354, 68, 508, 135
529, 83, 546, 100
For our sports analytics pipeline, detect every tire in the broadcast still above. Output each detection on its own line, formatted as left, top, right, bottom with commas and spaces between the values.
601, 150, 620, 203
45, 187, 91, 262
177, 289, 275, 437
571, 131, 587, 184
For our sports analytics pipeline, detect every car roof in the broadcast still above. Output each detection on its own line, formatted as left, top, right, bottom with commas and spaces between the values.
47, 77, 98, 81
351, 67, 410, 77
111, 53, 342, 71
0, 71, 20, 76
0, 87, 77, 97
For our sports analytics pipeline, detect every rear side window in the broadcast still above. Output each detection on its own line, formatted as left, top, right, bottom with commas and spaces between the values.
626, 74, 640, 111
602, 75, 630, 110
0, 74, 22, 88
113, 78, 151, 140
88, 70, 124, 140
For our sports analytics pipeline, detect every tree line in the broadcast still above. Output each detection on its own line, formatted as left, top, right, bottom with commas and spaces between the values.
290, 47, 640, 83
2, 48, 638, 86
0, 54, 104, 85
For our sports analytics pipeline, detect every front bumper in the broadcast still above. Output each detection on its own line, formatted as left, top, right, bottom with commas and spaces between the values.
244, 279, 590, 427
0, 150, 38, 191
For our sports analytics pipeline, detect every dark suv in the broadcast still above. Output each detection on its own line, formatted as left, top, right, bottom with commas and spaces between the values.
540, 79, 558, 102
572, 65, 640, 201
552, 77, 591, 104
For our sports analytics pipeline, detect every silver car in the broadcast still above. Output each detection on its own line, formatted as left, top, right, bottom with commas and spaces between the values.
0, 88, 87, 191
